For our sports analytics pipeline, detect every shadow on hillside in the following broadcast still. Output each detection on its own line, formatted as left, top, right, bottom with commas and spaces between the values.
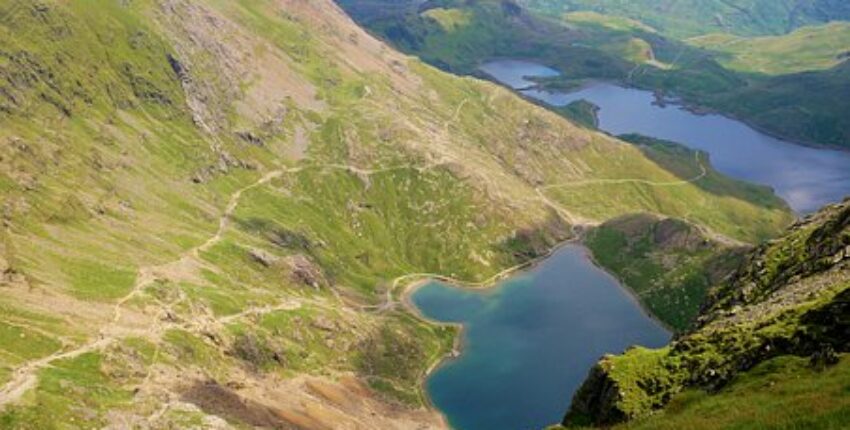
620, 133, 792, 213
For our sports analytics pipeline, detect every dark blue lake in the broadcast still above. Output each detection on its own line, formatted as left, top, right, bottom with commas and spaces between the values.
412, 245, 671, 430
480, 59, 850, 214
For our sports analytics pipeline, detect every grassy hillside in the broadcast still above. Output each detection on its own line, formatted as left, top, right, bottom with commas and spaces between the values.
339, 0, 585, 74
622, 354, 850, 429
338, 0, 850, 148
585, 214, 746, 331
582, 135, 791, 331
0, 0, 793, 428
550, 353, 850, 429
564, 199, 850, 427
688, 21, 850, 75
522, 0, 850, 38
548, 7, 850, 149
555, 100, 600, 129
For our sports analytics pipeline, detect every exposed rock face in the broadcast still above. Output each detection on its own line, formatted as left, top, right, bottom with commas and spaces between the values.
248, 248, 279, 268
565, 199, 850, 427
181, 380, 293, 429
230, 333, 285, 370
499, 211, 572, 260
700, 199, 850, 324
562, 360, 626, 426
285, 255, 326, 289
652, 218, 711, 252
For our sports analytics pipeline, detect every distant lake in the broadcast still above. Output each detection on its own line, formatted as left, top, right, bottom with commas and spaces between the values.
413, 245, 671, 430
480, 59, 850, 213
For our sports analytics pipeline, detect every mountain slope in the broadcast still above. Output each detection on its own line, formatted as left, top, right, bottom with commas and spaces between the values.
564, 199, 850, 428
585, 213, 747, 332
0, 0, 791, 428
338, 0, 850, 149
688, 21, 850, 75
522, 0, 850, 38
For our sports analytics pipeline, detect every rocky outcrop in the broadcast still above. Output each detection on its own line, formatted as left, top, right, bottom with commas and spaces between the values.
699, 199, 850, 325
565, 199, 850, 427
285, 255, 327, 289
561, 361, 626, 426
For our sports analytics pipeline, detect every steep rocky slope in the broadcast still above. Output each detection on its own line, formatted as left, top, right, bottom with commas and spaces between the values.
0, 0, 791, 428
564, 199, 850, 427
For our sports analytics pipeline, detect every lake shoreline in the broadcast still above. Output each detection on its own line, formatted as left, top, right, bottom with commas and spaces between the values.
478, 59, 850, 214
399, 237, 583, 427
402, 231, 673, 429
477, 58, 850, 155
580, 245, 677, 334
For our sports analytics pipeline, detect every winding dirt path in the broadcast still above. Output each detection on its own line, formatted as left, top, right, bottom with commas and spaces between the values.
0, 98, 711, 409
0, 160, 448, 409
538, 152, 707, 191
0, 338, 114, 409
0, 168, 291, 409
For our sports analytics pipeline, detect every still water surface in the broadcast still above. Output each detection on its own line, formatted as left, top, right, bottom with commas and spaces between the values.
414, 60, 850, 430
413, 245, 671, 430
480, 59, 850, 213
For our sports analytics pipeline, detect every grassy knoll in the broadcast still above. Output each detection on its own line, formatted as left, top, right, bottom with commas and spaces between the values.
422, 7, 474, 32
551, 354, 850, 429
543, 137, 791, 243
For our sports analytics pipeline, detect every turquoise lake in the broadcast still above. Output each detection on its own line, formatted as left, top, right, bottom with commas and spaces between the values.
412, 59, 850, 430
412, 245, 671, 430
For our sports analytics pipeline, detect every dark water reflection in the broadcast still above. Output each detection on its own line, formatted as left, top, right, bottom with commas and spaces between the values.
480, 60, 850, 213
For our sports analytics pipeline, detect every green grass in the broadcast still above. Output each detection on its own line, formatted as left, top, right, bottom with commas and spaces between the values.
357, 313, 456, 406
564, 11, 657, 34
63, 259, 137, 301
121, 337, 158, 366
254, 305, 353, 374
525, 0, 850, 38
555, 100, 600, 129
567, 201, 850, 425
0, 352, 133, 429
230, 166, 538, 293
688, 22, 850, 75
545, 139, 791, 243
0, 322, 63, 364
421, 8, 473, 32
180, 279, 270, 318
0, 0, 815, 425
585, 218, 739, 331
623, 355, 850, 429
0, 368, 10, 386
